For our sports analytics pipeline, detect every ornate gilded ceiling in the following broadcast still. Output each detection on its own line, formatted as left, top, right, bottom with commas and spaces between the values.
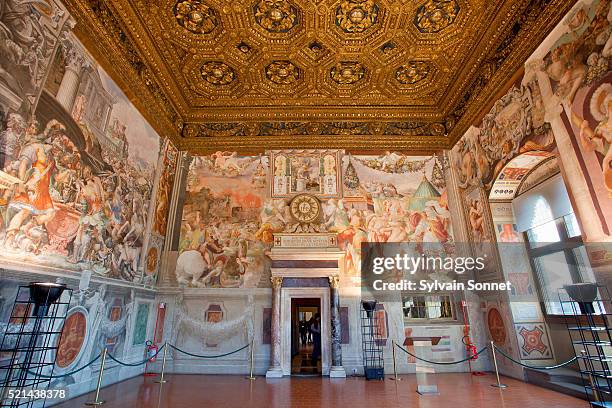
64, 0, 575, 153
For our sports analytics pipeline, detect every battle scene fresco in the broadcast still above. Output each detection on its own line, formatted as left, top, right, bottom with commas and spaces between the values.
0, 32, 164, 284
178, 153, 270, 288
177, 150, 453, 288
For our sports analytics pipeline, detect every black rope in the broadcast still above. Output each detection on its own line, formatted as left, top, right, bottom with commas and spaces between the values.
107, 344, 165, 367
169, 343, 250, 359
395, 343, 489, 365
493, 345, 577, 370
27, 353, 101, 379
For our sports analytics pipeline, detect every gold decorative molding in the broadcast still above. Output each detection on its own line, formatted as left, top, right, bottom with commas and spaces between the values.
328, 275, 340, 289
59, 0, 576, 152
271, 276, 284, 290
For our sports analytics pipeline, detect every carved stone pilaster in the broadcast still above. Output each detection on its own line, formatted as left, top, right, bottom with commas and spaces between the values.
328, 275, 345, 377
266, 276, 284, 378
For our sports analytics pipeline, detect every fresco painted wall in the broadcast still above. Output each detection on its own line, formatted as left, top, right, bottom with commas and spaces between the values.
545, 0, 612, 216
168, 150, 465, 376
0, 29, 173, 284
449, 0, 612, 374
0, 2, 172, 401
176, 150, 452, 289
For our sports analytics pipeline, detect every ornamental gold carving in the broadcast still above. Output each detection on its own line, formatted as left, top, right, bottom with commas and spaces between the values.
335, 0, 379, 33
414, 0, 460, 33
329, 275, 340, 289
271, 276, 284, 289
289, 194, 321, 223
396, 62, 430, 85
330, 62, 366, 85
62, 0, 578, 152
200, 61, 236, 85
266, 61, 300, 84
174, 0, 218, 34
253, 0, 299, 33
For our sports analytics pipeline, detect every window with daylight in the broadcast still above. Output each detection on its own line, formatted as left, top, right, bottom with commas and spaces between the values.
401, 294, 455, 322
525, 214, 599, 315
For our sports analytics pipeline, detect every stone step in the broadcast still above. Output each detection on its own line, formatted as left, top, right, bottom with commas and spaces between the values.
525, 366, 583, 386
525, 367, 590, 400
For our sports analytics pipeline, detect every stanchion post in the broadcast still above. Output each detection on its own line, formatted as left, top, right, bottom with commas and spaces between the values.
581, 350, 600, 402
85, 348, 107, 406
389, 340, 401, 381
155, 344, 168, 384
490, 341, 507, 389
246, 339, 256, 380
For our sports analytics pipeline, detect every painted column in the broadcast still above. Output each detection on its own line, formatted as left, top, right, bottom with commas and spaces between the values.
329, 275, 346, 377
266, 276, 284, 378
158, 152, 189, 288
528, 59, 608, 242
56, 44, 84, 113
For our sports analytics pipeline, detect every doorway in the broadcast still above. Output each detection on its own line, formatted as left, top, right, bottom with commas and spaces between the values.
291, 298, 321, 376
280, 287, 330, 376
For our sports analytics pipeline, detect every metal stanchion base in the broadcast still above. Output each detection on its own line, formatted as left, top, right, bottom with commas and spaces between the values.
416, 384, 439, 395
389, 377, 402, 381
245, 376, 256, 380
154, 379, 168, 384
491, 383, 508, 389
85, 401, 105, 406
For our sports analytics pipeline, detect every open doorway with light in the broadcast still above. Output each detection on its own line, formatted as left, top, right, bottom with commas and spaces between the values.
291, 298, 321, 376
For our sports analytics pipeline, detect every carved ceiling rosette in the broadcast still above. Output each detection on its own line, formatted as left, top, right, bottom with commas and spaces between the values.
335, 0, 380, 33
414, 0, 460, 33
200, 61, 236, 85
174, 0, 218, 34
265, 61, 300, 84
330, 62, 366, 85
253, 0, 300, 33
395, 61, 430, 84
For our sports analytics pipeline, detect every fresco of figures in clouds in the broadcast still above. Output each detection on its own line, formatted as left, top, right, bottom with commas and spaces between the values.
177, 150, 452, 288
552, 0, 612, 218
0, 28, 165, 284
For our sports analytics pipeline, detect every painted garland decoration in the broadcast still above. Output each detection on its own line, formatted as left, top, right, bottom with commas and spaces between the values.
174, 0, 219, 34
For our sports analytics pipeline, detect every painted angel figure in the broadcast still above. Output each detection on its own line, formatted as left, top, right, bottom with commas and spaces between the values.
571, 84, 612, 197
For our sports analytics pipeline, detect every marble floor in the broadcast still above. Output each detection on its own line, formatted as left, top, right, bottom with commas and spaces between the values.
53, 373, 588, 408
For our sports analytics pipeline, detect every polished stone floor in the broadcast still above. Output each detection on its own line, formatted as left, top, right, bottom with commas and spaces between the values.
291, 344, 321, 376
54, 373, 587, 408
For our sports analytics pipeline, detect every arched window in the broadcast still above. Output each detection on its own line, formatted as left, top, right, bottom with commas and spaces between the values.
513, 175, 595, 315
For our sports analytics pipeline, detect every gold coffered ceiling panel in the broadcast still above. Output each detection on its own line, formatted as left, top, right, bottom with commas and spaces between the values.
63, 0, 575, 153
